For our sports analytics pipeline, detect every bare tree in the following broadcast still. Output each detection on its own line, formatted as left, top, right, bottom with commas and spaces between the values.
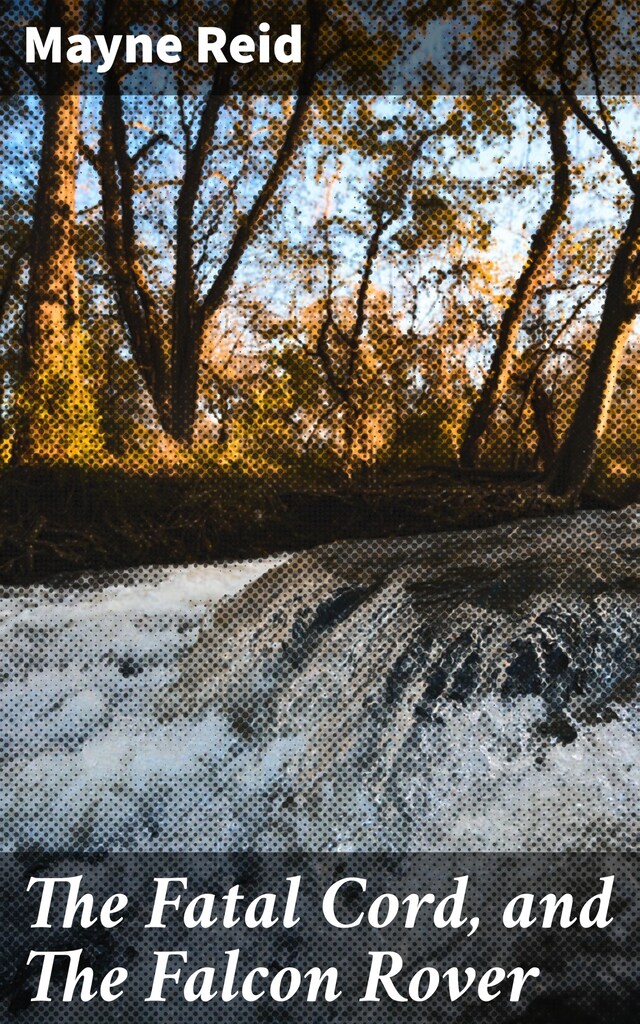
12, 0, 103, 464
459, 94, 571, 467
314, 207, 389, 470
99, 0, 324, 443
459, 0, 571, 467
546, 0, 640, 499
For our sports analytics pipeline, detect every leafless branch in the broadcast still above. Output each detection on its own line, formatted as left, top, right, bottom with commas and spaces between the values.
554, 0, 640, 197
0, 39, 45, 95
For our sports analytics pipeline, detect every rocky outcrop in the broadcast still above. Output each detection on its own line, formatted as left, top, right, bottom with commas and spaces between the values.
2, 508, 637, 852
167, 507, 638, 760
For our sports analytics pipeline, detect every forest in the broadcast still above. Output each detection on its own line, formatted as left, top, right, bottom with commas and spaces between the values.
0, 0, 638, 580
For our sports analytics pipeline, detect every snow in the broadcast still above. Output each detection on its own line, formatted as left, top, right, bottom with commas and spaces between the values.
0, 536, 638, 853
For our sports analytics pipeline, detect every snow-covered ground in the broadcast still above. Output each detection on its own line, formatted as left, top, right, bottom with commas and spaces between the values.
1, 510, 638, 852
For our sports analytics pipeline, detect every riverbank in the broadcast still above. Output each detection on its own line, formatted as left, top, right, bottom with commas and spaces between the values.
2, 506, 638, 852
1, 464, 635, 585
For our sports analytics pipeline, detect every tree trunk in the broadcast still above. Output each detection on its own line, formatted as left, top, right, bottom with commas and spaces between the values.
95, 0, 321, 446
459, 97, 570, 468
530, 377, 556, 471
546, 195, 640, 500
99, 83, 172, 433
12, 0, 104, 465
171, 80, 318, 443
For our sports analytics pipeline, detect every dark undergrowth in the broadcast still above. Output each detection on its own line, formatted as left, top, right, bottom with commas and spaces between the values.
0, 464, 636, 586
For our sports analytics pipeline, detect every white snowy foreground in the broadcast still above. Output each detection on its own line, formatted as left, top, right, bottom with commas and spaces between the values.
1, 507, 638, 852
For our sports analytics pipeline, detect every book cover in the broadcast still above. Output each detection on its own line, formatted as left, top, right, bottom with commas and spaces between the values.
0, 1, 638, 1019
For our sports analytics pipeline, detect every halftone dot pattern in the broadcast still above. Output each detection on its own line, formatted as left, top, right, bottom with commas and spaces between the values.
1, 507, 638, 853
1, 854, 640, 1019
0, 2, 639, 1021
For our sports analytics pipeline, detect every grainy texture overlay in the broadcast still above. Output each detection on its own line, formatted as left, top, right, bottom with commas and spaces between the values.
0, 1, 638, 1020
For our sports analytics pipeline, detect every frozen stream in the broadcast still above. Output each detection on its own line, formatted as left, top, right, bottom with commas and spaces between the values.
1, 507, 638, 852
